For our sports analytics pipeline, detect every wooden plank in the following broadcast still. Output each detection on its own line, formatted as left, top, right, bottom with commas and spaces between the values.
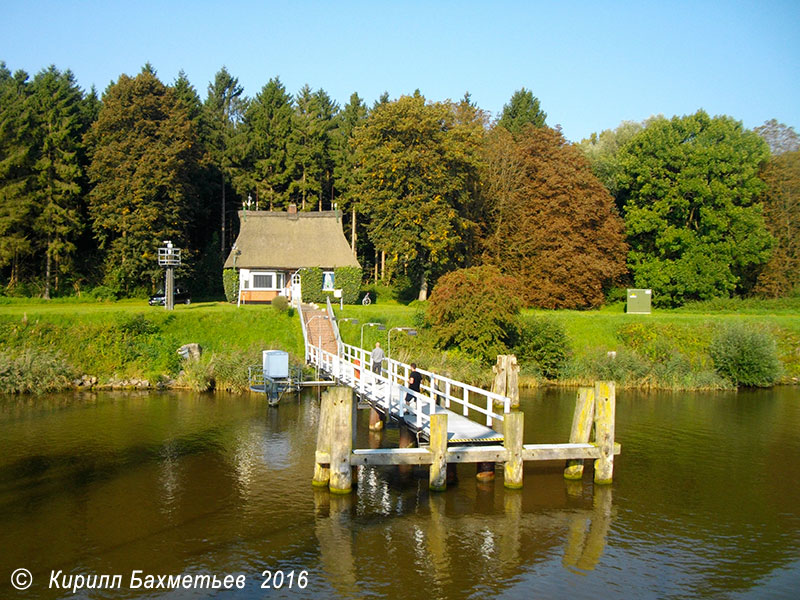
351, 448, 433, 466
349, 442, 621, 466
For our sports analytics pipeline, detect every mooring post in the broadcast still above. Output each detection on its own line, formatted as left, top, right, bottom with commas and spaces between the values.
492, 355, 507, 398
369, 406, 383, 431
507, 355, 519, 408
329, 386, 354, 494
503, 411, 524, 489
428, 413, 448, 492
312, 387, 334, 487
593, 381, 616, 484
564, 386, 596, 480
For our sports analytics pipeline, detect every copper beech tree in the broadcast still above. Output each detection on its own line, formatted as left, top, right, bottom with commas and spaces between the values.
484, 125, 628, 309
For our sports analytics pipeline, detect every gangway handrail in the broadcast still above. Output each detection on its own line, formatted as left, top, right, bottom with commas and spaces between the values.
298, 302, 310, 362
311, 338, 511, 427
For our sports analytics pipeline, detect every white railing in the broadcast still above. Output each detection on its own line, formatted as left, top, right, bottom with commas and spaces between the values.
308, 338, 511, 429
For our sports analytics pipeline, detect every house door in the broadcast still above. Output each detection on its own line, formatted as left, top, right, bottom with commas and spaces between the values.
291, 272, 302, 306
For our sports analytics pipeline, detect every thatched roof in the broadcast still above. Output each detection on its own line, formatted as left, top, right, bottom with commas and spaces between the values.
223, 210, 360, 270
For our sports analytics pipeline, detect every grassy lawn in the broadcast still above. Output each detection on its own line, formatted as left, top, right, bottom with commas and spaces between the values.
335, 298, 800, 387
2, 296, 798, 391
0, 299, 304, 386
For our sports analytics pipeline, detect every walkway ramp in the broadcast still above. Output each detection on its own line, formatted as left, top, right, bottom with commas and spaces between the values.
299, 303, 510, 445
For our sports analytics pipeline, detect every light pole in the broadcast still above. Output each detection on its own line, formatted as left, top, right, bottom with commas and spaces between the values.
388, 326, 417, 360
360, 322, 386, 350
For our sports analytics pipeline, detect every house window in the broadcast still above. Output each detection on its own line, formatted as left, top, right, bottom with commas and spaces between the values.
322, 271, 335, 291
252, 272, 275, 289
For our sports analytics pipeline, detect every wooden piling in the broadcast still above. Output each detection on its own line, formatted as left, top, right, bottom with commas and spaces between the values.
428, 413, 448, 492
312, 387, 333, 487
329, 386, 354, 494
369, 407, 383, 431
476, 462, 495, 481
492, 355, 520, 408
503, 411, 524, 489
593, 381, 616, 485
564, 387, 596, 480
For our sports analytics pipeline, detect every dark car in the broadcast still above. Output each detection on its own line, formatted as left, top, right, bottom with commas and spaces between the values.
149, 288, 191, 306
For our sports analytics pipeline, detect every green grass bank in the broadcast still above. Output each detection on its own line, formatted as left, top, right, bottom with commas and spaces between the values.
335, 298, 800, 390
1, 297, 798, 394
0, 300, 304, 393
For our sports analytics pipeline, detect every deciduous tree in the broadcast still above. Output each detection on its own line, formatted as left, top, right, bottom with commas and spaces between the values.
618, 111, 771, 305
755, 150, 800, 295
485, 125, 628, 308
351, 94, 485, 299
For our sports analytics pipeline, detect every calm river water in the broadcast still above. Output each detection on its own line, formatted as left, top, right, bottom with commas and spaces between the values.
1, 387, 798, 599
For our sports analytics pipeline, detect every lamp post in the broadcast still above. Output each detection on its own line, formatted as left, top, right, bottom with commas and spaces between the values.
158, 240, 181, 311
388, 326, 417, 360
360, 322, 386, 350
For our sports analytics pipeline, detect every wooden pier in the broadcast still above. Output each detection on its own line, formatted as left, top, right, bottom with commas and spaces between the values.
311, 381, 620, 493
300, 302, 620, 493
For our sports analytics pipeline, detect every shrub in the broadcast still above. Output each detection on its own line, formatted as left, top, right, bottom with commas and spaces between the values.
298, 267, 324, 303
334, 266, 363, 304
426, 266, 522, 364
0, 348, 76, 394
514, 316, 570, 379
222, 269, 239, 303
272, 295, 289, 313
211, 350, 255, 393
709, 323, 782, 387
178, 355, 214, 392
581, 348, 650, 384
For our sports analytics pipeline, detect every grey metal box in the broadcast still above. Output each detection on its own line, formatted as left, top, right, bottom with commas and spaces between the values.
627, 289, 652, 314
262, 350, 289, 378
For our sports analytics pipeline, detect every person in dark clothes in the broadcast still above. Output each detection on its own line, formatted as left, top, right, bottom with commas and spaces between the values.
405, 363, 422, 406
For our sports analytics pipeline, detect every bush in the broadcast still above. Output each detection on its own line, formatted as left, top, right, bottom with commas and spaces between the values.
272, 295, 289, 313
222, 269, 239, 303
0, 348, 76, 394
709, 323, 782, 387
581, 348, 650, 384
426, 266, 522, 364
514, 317, 570, 379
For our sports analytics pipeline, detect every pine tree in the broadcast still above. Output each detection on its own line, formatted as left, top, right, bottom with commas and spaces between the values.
204, 67, 246, 255
246, 77, 294, 210
332, 92, 368, 256
0, 65, 35, 289
27, 66, 85, 298
86, 67, 200, 295
497, 88, 547, 134
287, 85, 337, 210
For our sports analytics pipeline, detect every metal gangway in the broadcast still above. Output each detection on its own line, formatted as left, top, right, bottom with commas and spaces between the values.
299, 301, 511, 444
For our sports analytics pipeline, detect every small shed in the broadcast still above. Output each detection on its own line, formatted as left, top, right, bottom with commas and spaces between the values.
223, 205, 360, 304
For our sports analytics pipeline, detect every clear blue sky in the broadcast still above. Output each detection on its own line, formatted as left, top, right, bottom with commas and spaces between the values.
4, 0, 798, 142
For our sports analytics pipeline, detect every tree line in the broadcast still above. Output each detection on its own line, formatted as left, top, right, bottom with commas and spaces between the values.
1, 61, 798, 307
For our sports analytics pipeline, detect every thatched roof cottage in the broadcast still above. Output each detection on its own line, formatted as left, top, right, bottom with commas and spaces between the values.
223, 205, 360, 304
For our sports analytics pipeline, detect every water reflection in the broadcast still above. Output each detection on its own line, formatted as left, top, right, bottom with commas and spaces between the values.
313, 462, 616, 599
1, 387, 799, 599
